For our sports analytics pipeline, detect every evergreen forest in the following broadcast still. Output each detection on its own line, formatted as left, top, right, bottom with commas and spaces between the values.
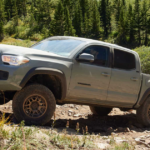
0, 0, 150, 49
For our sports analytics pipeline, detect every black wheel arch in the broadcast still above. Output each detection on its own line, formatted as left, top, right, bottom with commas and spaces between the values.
20, 67, 67, 100
137, 88, 150, 106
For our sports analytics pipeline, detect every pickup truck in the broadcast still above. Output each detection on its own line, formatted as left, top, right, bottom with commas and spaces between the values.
0, 36, 149, 126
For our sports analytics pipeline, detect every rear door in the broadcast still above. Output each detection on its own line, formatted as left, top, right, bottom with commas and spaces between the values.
107, 48, 141, 107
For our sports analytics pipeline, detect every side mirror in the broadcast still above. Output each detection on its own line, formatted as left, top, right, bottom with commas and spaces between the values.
77, 53, 94, 62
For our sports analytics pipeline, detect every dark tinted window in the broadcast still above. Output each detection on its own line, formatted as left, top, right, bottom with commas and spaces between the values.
114, 49, 136, 70
81, 45, 110, 67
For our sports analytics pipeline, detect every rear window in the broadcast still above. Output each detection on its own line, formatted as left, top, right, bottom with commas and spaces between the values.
114, 49, 136, 70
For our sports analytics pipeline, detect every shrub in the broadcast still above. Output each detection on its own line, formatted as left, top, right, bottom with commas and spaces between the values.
134, 46, 150, 74
30, 33, 43, 41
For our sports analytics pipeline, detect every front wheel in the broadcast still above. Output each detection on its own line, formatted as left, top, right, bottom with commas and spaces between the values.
13, 84, 56, 125
137, 97, 150, 127
90, 106, 112, 116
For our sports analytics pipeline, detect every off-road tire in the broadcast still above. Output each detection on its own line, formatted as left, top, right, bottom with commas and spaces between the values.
13, 84, 56, 125
90, 106, 112, 116
137, 97, 150, 127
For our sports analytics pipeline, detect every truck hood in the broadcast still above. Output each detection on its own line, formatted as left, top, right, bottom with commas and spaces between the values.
0, 44, 64, 58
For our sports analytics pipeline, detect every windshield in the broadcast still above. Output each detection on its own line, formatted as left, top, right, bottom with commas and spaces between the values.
31, 39, 84, 57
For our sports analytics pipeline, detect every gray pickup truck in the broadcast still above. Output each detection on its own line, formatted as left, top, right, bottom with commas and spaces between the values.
0, 36, 150, 126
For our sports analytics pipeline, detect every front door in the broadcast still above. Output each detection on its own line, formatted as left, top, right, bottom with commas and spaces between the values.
107, 48, 141, 107
67, 45, 112, 105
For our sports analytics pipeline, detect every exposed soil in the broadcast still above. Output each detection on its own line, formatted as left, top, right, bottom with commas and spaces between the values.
1, 101, 150, 149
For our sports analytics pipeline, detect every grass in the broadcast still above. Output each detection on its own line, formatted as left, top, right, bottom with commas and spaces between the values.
0, 114, 98, 150
0, 37, 36, 47
113, 142, 134, 150
0, 112, 137, 150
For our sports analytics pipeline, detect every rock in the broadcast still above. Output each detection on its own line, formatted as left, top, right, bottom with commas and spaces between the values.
131, 130, 136, 133
76, 106, 79, 110
107, 127, 114, 133
61, 111, 65, 115
144, 130, 150, 133
68, 112, 72, 116
114, 137, 128, 144
69, 104, 74, 108
73, 114, 83, 117
111, 132, 116, 136
126, 127, 130, 132
117, 127, 125, 132
102, 136, 109, 139
129, 125, 136, 130
68, 110, 73, 113
96, 143, 110, 149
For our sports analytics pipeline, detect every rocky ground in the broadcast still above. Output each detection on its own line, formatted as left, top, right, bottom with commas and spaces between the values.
0, 101, 150, 149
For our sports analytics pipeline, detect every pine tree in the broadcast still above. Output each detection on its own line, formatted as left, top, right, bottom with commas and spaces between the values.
35, 0, 52, 30
100, 0, 111, 38
128, 4, 135, 45
30, 13, 36, 28
0, 21, 4, 42
83, 13, 88, 37
0, 0, 4, 42
73, 0, 83, 36
141, 0, 149, 45
52, 0, 65, 35
133, 0, 142, 46
4, 0, 13, 20
0, 0, 5, 21
117, 8, 128, 45
91, 0, 101, 39
114, 0, 121, 27
64, 6, 75, 36
80, 0, 92, 37
12, 0, 18, 26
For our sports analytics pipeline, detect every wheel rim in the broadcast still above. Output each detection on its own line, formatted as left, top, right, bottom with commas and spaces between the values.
23, 94, 47, 118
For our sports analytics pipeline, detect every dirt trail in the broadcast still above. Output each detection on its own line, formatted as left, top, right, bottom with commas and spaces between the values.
1, 101, 150, 149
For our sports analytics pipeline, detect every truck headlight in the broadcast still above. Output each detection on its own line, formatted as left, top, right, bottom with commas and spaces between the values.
2, 55, 30, 66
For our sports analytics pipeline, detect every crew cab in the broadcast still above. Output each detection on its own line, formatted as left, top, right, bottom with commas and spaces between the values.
0, 36, 149, 126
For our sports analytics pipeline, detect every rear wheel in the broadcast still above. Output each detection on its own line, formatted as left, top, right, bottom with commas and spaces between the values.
137, 97, 150, 127
90, 106, 112, 116
13, 84, 56, 125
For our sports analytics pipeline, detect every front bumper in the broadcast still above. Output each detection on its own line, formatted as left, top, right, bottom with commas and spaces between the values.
0, 58, 30, 91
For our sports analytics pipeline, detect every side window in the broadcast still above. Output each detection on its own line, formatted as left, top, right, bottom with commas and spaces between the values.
81, 45, 110, 67
114, 49, 136, 70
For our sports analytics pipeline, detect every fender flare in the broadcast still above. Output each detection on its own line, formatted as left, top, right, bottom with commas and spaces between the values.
139, 88, 150, 106
20, 67, 67, 100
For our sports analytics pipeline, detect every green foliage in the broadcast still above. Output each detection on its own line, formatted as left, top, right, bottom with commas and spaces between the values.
64, 6, 75, 36
0, 37, 36, 47
100, 0, 111, 38
134, 46, 150, 74
91, 0, 101, 39
114, 142, 132, 150
0, 0, 150, 48
73, 0, 83, 36
0, 21, 4, 41
52, 0, 65, 35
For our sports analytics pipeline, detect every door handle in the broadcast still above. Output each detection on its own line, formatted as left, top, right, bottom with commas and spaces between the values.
102, 72, 110, 76
131, 77, 138, 81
